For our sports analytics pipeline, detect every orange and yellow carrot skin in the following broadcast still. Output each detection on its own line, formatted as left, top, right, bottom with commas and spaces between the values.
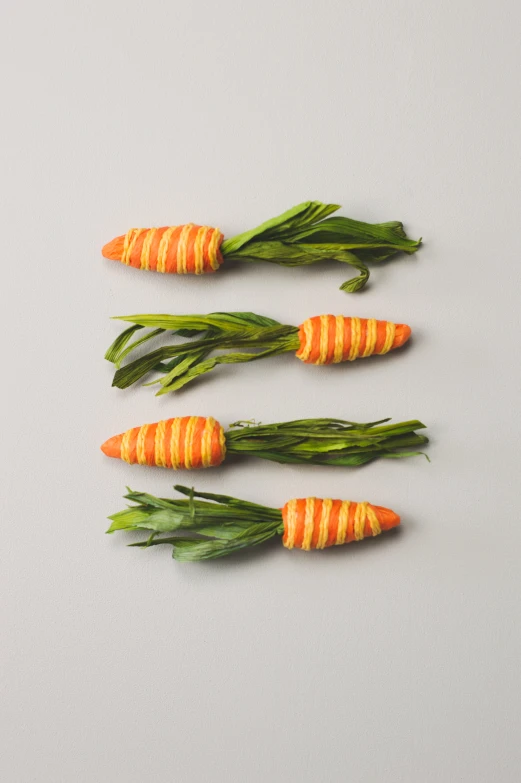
101, 416, 226, 469
102, 224, 224, 274
281, 497, 399, 550
295, 315, 411, 364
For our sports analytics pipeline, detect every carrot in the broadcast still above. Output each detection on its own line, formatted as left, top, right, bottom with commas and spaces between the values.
105, 312, 412, 395
101, 416, 428, 469
102, 201, 421, 292
101, 416, 226, 469
281, 497, 399, 550
295, 315, 411, 364
107, 485, 400, 561
102, 225, 224, 275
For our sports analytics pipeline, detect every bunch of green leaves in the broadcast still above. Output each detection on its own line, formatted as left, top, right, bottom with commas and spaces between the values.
221, 201, 421, 292
107, 485, 283, 561
105, 311, 300, 395
225, 417, 428, 465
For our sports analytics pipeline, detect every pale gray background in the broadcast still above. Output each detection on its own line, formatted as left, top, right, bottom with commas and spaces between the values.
1, 1, 520, 781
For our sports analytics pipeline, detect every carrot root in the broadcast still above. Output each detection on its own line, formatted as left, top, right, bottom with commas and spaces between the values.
281, 497, 400, 550
296, 315, 411, 364
100, 417, 226, 469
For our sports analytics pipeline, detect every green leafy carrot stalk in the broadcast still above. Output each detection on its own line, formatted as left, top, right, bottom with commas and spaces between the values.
102, 201, 421, 293
101, 417, 429, 469
105, 312, 412, 395
107, 485, 402, 562
225, 418, 428, 465
221, 202, 421, 292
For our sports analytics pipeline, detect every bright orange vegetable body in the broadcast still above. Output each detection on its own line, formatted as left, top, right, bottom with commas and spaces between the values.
281, 497, 399, 550
101, 416, 226, 469
102, 225, 224, 274
296, 315, 410, 364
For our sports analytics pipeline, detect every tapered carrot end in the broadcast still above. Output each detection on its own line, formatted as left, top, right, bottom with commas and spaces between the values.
393, 323, 411, 349
102, 235, 125, 261
372, 505, 400, 531
101, 434, 123, 459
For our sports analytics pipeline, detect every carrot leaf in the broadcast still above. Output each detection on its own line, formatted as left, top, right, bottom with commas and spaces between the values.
221, 201, 421, 292
225, 418, 429, 465
106, 313, 299, 394
107, 485, 282, 561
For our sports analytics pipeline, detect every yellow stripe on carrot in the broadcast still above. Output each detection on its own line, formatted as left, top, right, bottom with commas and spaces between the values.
136, 424, 149, 465
124, 228, 145, 266
379, 322, 396, 355
318, 315, 330, 365
140, 228, 156, 271
333, 315, 345, 363
170, 418, 182, 469
336, 500, 350, 545
362, 318, 378, 357
284, 499, 298, 550
348, 317, 361, 361
121, 229, 134, 266
200, 417, 216, 468
218, 422, 227, 461
154, 420, 167, 467
301, 497, 316, 551
353, 502, 366, 541
183, 416, 198, 469
156, 226, 176, 273
316, 498, 333, 549
194, 226, 208, 275
208, 228, 223, 271
366, 504, 382, 536
120, 429, 133, 463
176, 224, 193, 274
299, 319, 315, 362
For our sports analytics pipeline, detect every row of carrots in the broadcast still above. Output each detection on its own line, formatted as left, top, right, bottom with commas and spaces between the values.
101, 203, 422, 558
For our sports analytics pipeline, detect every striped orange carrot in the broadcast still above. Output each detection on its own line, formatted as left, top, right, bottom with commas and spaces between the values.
106, 312, 412, 394
107, 485, 401, 561
101, 416, 226, 469
102, 225, 224, 275
295, 315, 411, 364
101, 416, 428, 469
101, 201, 422, 292
281, 497, 399, 550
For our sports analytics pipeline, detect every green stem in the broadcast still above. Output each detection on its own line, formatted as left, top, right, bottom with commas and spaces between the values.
221, 201, 421, 292
107, 485, 283, 561
224, 418, 428, 465
105, 312, 299, 394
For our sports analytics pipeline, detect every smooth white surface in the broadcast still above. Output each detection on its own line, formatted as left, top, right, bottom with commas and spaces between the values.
2, 1, 520, 781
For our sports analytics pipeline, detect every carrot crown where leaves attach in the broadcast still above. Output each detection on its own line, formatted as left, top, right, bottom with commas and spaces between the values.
107, 485, 400, 561
101, 416, 428, 469
105, 311, 412, 395
101, 201, 421, 292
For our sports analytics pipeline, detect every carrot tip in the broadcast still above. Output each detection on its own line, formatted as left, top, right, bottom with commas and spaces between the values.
102, 235, 125, 261
393, 324, 411, 349
373, 506, 400, 531
101, 434, 123, 459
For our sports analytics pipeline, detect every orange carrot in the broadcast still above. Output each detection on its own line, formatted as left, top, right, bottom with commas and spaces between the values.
281, 497, 399, 550
101, 416, 428, 470
101, 416, 226, 469
296, 315, 411, 364
101, 201, 422, 293
107, 312, 412, 394
107, 485, 401, 561
102, 225, 224, 274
